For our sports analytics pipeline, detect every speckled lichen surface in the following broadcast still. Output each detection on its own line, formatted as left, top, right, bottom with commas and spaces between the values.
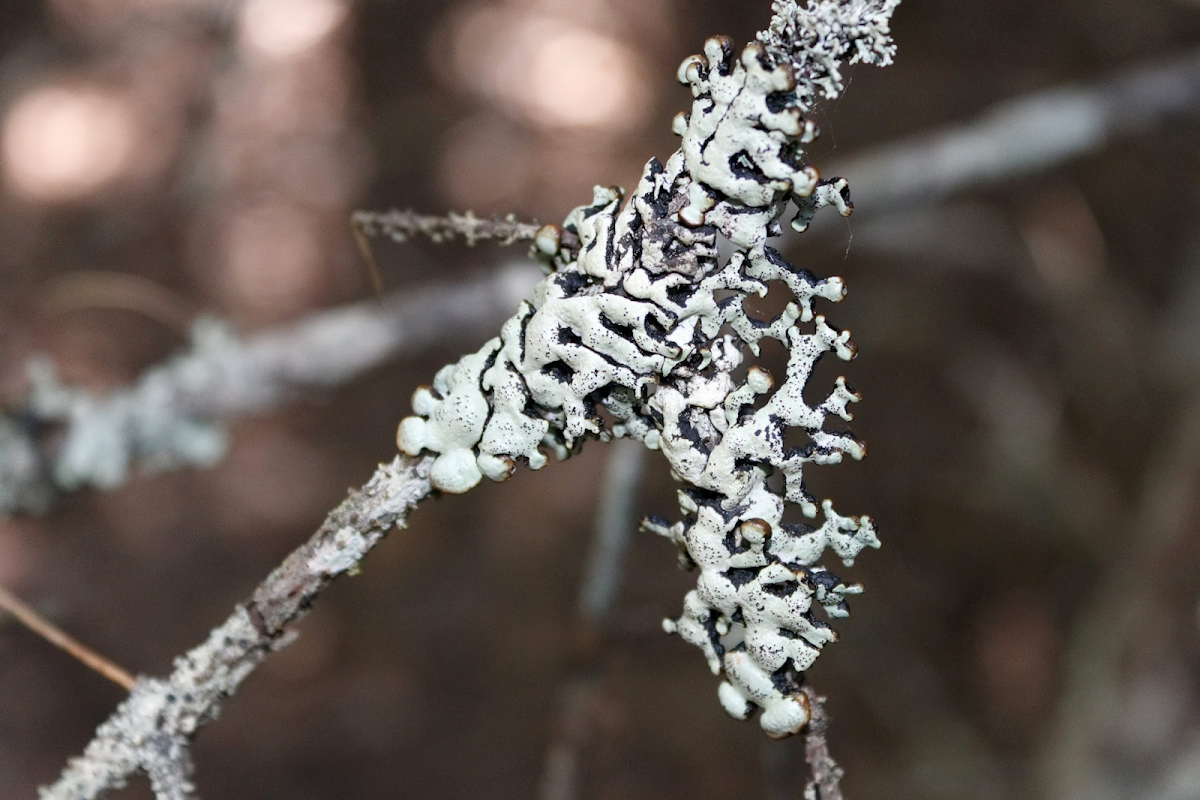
398, 0, 898, 738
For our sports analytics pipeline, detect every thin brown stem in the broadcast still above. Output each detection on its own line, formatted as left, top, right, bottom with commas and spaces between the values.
350, 215, 386, 298
41, 270, 197, 335
0, 583, 136, 691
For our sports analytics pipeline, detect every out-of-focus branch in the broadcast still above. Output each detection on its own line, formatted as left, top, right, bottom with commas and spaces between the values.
829, 47, 1200, 218
538, 439, 646, 800
15, 47, 1200, 515
0, 265, 540, 516
1040, 400, 1200, 800
575, 439, 646, 630
40, 454, 434, 800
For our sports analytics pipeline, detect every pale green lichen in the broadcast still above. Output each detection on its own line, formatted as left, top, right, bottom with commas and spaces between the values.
397, 0, 897, 737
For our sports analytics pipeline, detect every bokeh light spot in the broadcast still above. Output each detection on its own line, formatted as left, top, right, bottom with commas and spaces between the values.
2, 86, 138, 202
524, 27, 642, 128
445, 6, 650, 132
219, 204, 327, 320
240, 0, 348, 59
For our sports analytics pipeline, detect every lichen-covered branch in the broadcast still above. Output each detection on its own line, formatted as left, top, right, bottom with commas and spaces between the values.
40, 455, 434, 800
353, 209, 548, 247
44, 3, 901, 795
801, 687, 845, 800
396, 0, 897, 737
0, 266, 538, 516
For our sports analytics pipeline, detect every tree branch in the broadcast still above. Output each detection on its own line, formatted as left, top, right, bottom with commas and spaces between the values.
14, 47, 1200, 516
829, 47, 1200, 218
353, 209, 544, 247
40, 454, 434, 800
801, 687, 845, 800
537, 439, 647, 800
0, 266, 538, 516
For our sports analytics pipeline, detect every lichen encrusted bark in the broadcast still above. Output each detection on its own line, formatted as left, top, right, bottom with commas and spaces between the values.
397, 0, 897, 738
41, 455, 435, 800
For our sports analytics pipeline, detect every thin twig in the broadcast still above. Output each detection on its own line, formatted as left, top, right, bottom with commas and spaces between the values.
40, 454, 434, 800
0, 584, 136, 691
41, 271, 197, 335
353, 209, 543, 247
349, 217, 386, 298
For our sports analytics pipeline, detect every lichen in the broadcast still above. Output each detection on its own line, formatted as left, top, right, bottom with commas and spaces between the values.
397, 0, 896, 737
25, 318, 235, 494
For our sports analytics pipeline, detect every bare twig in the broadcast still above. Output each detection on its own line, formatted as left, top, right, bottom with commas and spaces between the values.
40, 454, 434, 800
537, 679, 596, 800
0, 265, 540, 516
0, 584, 136, 691
42, 271, 197, 334
350, 218, 386, 298
353, 209, 543, 247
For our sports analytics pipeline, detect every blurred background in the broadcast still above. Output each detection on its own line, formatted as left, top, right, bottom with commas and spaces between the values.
2, 0, 1200, 798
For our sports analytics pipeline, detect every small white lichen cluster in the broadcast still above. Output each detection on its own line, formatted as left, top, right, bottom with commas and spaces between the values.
398, 0, 896, 737
759, 0, 900, 109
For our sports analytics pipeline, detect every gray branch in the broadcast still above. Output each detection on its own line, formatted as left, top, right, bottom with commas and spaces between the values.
0, 265, 539, 516
575, 439, 646, 628
40, 454, 434, 800
831, 46, 1200, 217
537, 439, 646, 800
353, 209, 543, 247
11, 48, 1200, 516
801, 687, 845, 800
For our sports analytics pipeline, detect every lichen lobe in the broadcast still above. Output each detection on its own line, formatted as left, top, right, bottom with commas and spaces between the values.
397, 0, 897, 737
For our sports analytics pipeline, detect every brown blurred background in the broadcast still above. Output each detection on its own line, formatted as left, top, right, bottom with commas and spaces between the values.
3, 0, 1200, 798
